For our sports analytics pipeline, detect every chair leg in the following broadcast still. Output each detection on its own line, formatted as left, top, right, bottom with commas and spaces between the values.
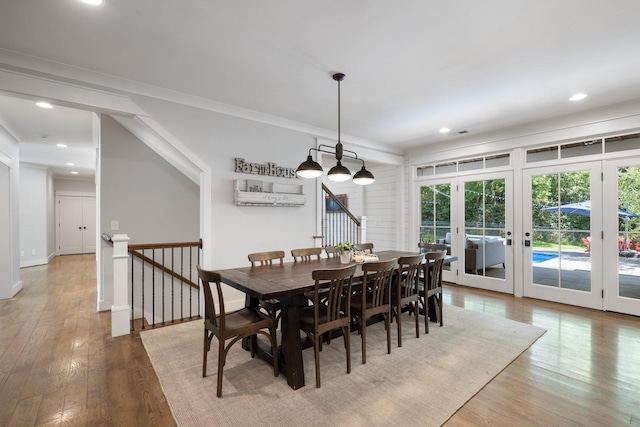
314, 334, 321, 388
217, 338, 225, 397
203, 329, 209, 377
413, 301, 420, 339
438, 292, 443, 327
396, 304, 403, 347
344, 324, 351, 374
425, 297, 430, 334
361, 320, 367, 364
385, 313, 391, 355
270, 327, 279, 377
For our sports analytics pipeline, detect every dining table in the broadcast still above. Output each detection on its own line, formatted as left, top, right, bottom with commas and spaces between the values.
216, 250, 457, 390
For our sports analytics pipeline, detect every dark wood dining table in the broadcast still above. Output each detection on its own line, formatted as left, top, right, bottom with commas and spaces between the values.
216, 250, 456, 390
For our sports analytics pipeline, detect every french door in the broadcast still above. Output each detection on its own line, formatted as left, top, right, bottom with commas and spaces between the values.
523, 162, 603, 309
419, 171, 513, 292
457, 172, 513, 293
604, 159, 640, 316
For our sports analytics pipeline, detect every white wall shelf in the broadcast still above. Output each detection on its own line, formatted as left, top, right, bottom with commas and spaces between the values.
234, 179, 306, 207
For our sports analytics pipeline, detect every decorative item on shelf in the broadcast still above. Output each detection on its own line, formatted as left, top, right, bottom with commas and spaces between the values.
234, 179, 306, 206
336, 242, 354, 264
296, 73, 375, 186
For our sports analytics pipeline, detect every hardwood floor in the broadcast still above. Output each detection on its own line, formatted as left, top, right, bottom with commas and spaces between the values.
1, 254, 639, 426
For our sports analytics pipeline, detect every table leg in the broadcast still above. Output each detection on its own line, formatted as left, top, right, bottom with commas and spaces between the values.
279, 295, 306, 390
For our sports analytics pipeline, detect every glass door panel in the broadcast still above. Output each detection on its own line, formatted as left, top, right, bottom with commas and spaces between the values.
458, 172, 512, 293
524, 162, 602, 309
604, 160, 640, 316
420, 182, 453, 278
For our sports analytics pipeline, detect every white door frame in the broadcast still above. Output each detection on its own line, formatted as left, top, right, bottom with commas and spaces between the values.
522, 161, 603, 310
604, 158, 640, 316
456, 171, 514, 294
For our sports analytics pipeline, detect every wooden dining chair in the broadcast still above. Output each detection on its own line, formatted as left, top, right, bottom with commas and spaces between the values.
324, 246, 340, 258
197, 265, 279, 397
291, 247, 322, 262
248, 250, 285, 332
418, 251, 446, 334
350, 258, 397, 364
299, 264, 356, 388
394, 253, 424, 347
354, 242, 374, 253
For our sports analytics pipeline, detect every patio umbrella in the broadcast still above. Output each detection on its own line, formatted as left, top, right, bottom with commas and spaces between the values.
543, 201, 639, 251
542, 200, 639, 219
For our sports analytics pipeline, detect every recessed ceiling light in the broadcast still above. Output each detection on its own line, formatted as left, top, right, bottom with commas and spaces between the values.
569, 93, 587, 101
71, 171, 79, 175
56, 143, 68, 148
439, 127, 451, 134
66, 162, 75, 166
81, 0, 103, 5
36, 102, 53, 109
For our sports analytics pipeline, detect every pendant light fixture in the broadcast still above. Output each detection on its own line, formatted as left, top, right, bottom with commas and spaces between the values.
296, 73, 375, 185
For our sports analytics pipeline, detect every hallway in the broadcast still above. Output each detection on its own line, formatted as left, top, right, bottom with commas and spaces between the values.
0, 255, 175, 426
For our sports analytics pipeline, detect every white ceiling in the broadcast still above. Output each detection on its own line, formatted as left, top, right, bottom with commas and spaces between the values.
2, 1, 640, 177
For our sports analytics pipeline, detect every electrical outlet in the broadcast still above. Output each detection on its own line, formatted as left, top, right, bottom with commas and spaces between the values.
111, 220, 119, 231
31, 249, 36, 255
21, 251, 25, 257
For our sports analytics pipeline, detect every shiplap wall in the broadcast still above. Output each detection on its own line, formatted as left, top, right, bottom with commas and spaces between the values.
364, 164, 399, 251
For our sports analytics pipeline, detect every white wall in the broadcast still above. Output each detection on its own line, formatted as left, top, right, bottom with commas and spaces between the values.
19, 165, 50, 267
99, 114, 200, 309
0, 126, 21, 298
55, 178, 95, 193
130, 95, 321, 269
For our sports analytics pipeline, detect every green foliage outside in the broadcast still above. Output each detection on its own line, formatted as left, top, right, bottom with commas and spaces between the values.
419, 166, 640, 249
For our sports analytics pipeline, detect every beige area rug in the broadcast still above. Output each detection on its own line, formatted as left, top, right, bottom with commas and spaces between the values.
140, 305, 545, 427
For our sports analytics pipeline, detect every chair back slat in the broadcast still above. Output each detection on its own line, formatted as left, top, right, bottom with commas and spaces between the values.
397, 254, 424, 299
418, 242, 449, 253
248, 250, 285, 267
324, 246, 340, 258
424, 251, 446, 290
291, 247, 322, 262
312, 264, 357, 323
363, 258, 397, 307
197, 265, 223, 329
354, 242, 374, 253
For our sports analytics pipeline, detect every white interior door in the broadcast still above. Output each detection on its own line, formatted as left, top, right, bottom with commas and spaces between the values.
457, 171, 514, 293
604, 158, 640, 316
523, 162, 603, 309
82, 197, 96, 253
57, 196, 96, 255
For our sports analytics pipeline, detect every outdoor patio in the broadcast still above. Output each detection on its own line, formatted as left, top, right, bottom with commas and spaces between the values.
480, 250, 640, 300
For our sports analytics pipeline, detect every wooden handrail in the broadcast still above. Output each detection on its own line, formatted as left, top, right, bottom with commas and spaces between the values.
129, 239, 202, 250
322, 183, 361, 226
130, 249, 199, 290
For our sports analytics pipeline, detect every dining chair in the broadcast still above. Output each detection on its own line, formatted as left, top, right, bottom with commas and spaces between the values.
299, 264, 356, 388
350, 258, 397, 364
418, 251, 446, 334
354, 242, 374, 253
248, 250, 285, 332
324, 246, 340, 258
291, 247, 322, 262
197, 265, 279, 397
394, 253, 424, 347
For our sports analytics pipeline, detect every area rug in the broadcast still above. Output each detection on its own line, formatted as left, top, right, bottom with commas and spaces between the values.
140, 305, 545, 427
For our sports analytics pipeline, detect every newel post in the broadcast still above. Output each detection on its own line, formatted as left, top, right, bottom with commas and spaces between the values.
360, 216, 367, 243
111, 234, 131, 337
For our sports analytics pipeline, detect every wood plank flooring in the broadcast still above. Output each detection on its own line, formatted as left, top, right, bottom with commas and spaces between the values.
1, 254, 639, 426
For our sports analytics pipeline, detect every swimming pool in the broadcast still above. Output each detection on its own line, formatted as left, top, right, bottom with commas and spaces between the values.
532, 252, 558, 263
